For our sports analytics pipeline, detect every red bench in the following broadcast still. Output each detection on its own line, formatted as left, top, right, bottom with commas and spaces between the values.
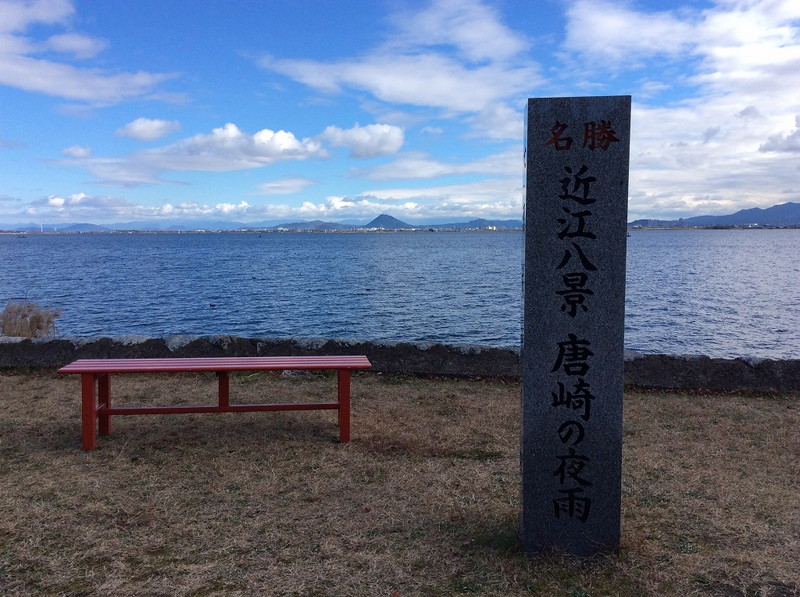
57, 356, 372, 450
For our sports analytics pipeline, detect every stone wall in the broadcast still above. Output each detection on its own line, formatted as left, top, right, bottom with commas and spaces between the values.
1, 335, 798, 392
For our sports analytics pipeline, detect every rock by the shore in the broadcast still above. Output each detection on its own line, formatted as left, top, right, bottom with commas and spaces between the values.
1, 335, 798, 392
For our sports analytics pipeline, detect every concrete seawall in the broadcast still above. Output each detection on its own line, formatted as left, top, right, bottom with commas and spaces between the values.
1, 335, 798, 393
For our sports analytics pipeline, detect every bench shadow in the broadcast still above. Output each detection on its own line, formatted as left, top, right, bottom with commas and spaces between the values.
7, 412, 342, 457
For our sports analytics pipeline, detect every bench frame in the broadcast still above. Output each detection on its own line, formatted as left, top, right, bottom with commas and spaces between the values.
57, 356, 372, 450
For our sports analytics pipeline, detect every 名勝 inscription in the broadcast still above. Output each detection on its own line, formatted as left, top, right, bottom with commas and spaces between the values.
521, 96, 630, 556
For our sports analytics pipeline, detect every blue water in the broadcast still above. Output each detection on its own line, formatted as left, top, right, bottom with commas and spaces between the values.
2, 229, 799, 359
624, 229, 800, 360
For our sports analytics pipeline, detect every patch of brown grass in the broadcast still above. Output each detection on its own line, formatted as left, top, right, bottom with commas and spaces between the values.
0, 299, 61, 338
0, 370, 797, 596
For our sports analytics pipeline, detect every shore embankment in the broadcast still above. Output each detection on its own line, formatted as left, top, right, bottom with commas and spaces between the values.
1, 335, 798, 392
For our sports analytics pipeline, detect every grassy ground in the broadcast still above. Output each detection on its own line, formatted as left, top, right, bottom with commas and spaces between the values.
0, 369, 797, 596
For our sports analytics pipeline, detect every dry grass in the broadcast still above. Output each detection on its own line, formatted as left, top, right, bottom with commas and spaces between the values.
0, 299, 61, 338
0, 370, 797, 596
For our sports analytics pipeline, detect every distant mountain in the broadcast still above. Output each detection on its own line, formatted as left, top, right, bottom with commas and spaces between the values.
363, 214, 414, 229
58, 223, 111, 232
359, 214, 524, 230
273, 220, 356, 231
113, 219, 253, 231
629, 201, 800, 228
4, 222, 112, 232
428, 218, 523, 230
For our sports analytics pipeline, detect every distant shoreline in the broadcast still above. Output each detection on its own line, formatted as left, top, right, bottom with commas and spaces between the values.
628, 225, 800, 231
2, 227, 523, 235
7, 225, 800, 235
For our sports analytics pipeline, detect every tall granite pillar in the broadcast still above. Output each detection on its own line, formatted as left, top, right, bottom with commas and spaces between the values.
521, 96, 631, 556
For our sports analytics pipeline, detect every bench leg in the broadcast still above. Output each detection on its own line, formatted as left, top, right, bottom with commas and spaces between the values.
98, 373, 112, 436
337, 369, 351, 443
218, 371, 230, 409
81, 373, 97, 450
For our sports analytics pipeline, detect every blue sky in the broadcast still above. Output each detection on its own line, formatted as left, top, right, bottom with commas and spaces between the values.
1, 0, 798, 226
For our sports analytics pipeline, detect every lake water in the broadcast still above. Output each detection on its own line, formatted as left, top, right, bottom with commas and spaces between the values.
2, 229, 798, 360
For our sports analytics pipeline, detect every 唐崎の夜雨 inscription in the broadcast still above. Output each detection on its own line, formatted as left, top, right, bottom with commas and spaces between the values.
521, 96, 631, 556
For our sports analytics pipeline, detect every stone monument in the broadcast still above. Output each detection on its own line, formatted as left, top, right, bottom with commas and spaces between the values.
521, 96, 631, 556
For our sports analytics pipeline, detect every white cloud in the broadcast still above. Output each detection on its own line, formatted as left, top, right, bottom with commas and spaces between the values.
564, 0, 800, 104
421, 126, 443, 135
116, 118, 181, 141
736, 105, 764, 121
319, 123, 404, 158
258, 0, 540, 114
564, 0, 696, 64
354, 149, 519, 181
150, 201, 252, 218
22, 192, 255, 222
468, 102, 522, 140
44, 32, 107, 59
0, 55, 175, 104
150, 123, 327, 171
64, 123, 328, 185
262, 53, 537, 114
215, 201, 250, 214
636, 79, 673, 99
385, 0, 529, 62
65, 122, 411, 186
62, 144, 91, 158
560, 0, 800, 109
0, 0, 176, 105
760, 116, 800, 152
558, 0, 800, 218
691, 6, 800, 100
33, 192, 128, 212
255, 178, 317, 195
0, 0, 73, 33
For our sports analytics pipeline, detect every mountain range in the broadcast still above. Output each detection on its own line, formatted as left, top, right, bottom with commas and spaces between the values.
4, 201, 800, 232
628, 201, 800, 228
